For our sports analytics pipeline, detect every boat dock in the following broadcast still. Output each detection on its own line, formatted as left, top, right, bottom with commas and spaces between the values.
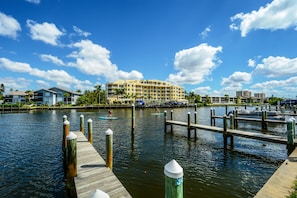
72, 131, 132, 198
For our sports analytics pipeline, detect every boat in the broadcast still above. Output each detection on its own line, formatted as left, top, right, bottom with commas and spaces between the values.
151, 112, 164, 116
98, 116, 118, 120
236, 109, 285, 120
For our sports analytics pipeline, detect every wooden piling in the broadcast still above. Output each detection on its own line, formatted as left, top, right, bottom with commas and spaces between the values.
187, 112, 191, 139
213, 109, 216, 126
80, 115, 84, 134
105, 128, 113, 170
63, 120, 70, 151
225, 105, 228, 115
235, 110, 238, 129
131, 104, 135, 136
170, 110, 173, 134
63, 115, 67, 122
287, 118, 295, 155
87, 119, 93, 144
164, 111, 167, 133
262, 111, 268, 131
229, 113, 234, 130
223, 115, 228, 148
210, 108, 213, 126
66, 132, 77, 188
164, 159, 183, 198
194, 112, 197, 139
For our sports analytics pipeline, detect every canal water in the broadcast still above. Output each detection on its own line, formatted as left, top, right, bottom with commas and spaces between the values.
0, 106, 287, 197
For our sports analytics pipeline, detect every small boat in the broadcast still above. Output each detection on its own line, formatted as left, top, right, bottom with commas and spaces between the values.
151, 112, 164, 116
237, 109, 284, 120
98, 116, 118, 120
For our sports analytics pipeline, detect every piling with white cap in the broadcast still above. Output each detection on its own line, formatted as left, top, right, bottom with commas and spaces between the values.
287, 117, 296, 155
105, 128, 113, 170
66, 132, 77, 188
80, 114, 84, 134
164, 159, 183, 198
88, 119, 93, 144
89, 189, 110, 198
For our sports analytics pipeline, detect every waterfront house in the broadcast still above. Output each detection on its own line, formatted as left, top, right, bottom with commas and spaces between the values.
4, 91, 28, 104
34, 87, 82, 106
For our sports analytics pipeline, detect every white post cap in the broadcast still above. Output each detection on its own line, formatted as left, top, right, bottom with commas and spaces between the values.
88, 118, 93, 123
164, 159, 183, 178
89, 189, 109, 198
64, 120, 70, 125
63, 115, 67, 118
105, 128, 113, 135
67, 132, 77, 140
80, 114, 84, 118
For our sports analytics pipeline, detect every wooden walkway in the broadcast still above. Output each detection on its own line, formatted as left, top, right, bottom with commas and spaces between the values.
73, 131, 132, 198
255, 148, 297, 198
212, 115, 287, 124
165, 120, 297, 145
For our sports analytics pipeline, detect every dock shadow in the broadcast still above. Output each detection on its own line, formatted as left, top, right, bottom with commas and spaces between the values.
81, 164, 106, 168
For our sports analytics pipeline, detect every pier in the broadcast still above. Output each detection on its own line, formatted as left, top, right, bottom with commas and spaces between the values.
73, 131, 131, 198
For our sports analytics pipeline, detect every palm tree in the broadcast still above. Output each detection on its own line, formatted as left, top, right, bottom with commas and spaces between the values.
94, 84, 101, 104
0, 83, 4, 100
64, 92, 70, 105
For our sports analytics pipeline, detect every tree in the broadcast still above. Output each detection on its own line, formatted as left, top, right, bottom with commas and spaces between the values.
114, 88, 125, 100
25, 90, 34, 103
224, 94, 230, 103
64, 92, 70, 105
0, 83, 4, 100
94, 84, 101, 104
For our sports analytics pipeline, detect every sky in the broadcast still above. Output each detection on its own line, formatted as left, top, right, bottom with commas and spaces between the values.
1, 0, 297, 98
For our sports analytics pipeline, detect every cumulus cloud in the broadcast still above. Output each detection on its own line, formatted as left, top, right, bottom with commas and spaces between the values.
0, 57, 91, 89
221, 71, 252, 86
248, 59, 256, 67
0, 77, 31, 91
40, 54, 65, 66
167, 43, 222, 85
68, 39, 143, 81
73, 26, 91, 37
192, 86, 211, 95
252, 76, 297, 89
0, 12, 21, 39
230, 0, 297, 37
26, 19, 65, 45
253, 56, 297, 77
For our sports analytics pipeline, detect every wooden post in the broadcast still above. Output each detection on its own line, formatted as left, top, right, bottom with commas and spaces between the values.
223, 115, 228, 148
63, 120, 70, 151
210, 108, 213, 126
170, 110, 173, 134
194, 103, 197, 112
164, 111, 167, 133
105, 128, 113, 170
225, 105, 228, 115
88, 119, 93, 144
287, 118, 295, 155
261, 110, 268, 131
66, 132, 77, 186
89, 189, 110, 198
194, 111, 197, 139
131, 104, 135, 136
164, 159, 183, 198
213, 109, 216, 126
80, 114, 84, 134
229, 113, 234, 130
235, 110, 238, 129
187, 112, 191, 139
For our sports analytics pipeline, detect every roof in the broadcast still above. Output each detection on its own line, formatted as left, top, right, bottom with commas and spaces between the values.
6, 91, 27, 96
34, 89, 57, 94
49, 87, 82, 95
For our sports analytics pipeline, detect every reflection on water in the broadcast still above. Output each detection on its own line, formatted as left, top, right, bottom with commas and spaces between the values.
0, 107, 287, 197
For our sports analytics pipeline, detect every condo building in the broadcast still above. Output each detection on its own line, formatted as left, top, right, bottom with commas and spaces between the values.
106, 80, 186, 104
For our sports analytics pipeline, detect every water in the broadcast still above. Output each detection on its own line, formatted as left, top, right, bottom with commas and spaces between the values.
0, 106, 287, 197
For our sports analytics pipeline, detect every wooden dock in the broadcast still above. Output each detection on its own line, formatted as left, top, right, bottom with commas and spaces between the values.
73, 131, 132, 198
165, 120, 297, 146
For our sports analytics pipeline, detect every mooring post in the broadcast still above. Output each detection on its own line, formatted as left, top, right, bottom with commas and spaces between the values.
213, 109, 216, 126
194, 103, 197, 112
261, 110, 268, 131
210, 108, 213, 126
80, 114, 84, 134
164, 159, 183, 198
164, 110, 167, 133
229, 113, 234, 130
131, 104, 135, 134
66, 132, 77, 186
63, 120, 70, 151
223, 115, 228, 148
87, 119, 93, 144
187, 112, 191, 139
105, 128, 113, 170
194, 111, 197, 139
235, 110, 238, 129
170, 110, 173, 134
287, 118, 295, 155
225, 105, 228, 115
89, 189, 110, 198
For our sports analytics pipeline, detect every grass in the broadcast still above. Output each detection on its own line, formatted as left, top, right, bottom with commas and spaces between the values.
287, 179, 297, 198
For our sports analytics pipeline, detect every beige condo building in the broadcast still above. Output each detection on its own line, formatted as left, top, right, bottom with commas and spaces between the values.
106, 80, 186, 104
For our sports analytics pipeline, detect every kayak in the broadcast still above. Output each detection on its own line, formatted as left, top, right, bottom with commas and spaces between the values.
98, 116, 118, 120
151, 112, 164, 116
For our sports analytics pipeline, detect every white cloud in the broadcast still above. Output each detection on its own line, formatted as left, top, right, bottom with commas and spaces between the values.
68, 39, 143, 81
25, 0, 40, 4
0, 77, 31, 92
248, 59, 256, 67
221, 71, 252, 86
230, 0, 297, 37
200, 26, 211, 39
252, 76, 297, 89
73, 26, 91, 37
36, 80, 50, 88
40, 54, 65, 66
0, 57, 91, 89
253, 56, 297, 77
26, 19, 65, 46
0, 12, 21, 39
167, 43, 222, 85
192, 86, 211, 95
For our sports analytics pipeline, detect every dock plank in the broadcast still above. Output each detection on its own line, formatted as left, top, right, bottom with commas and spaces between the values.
73, 132, 132, 198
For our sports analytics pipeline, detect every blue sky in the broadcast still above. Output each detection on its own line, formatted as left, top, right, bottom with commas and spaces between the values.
1, 0, 297, 98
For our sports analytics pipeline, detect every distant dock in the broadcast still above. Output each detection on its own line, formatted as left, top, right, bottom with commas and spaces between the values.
73, 131, 132, 198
